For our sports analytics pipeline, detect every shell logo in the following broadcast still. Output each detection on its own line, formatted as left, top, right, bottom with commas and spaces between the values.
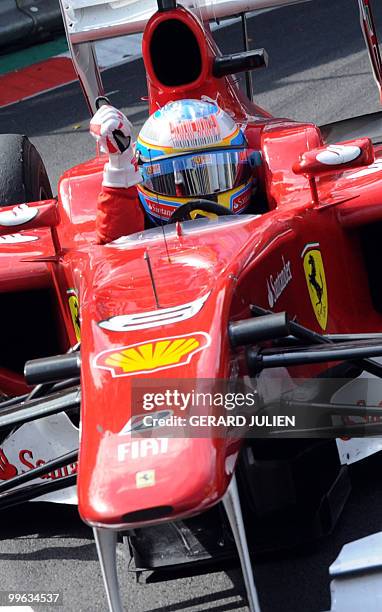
95, 332, 211, 377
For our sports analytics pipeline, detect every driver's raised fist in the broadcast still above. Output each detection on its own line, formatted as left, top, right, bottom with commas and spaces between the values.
90, 105, 132, 154
90, 105, 141, 189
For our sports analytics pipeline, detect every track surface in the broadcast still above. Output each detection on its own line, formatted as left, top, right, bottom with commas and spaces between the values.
1, 0, 382, 610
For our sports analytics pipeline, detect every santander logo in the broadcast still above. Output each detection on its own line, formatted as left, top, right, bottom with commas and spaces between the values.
267, 256, 292, 308
316, 144, 361, 166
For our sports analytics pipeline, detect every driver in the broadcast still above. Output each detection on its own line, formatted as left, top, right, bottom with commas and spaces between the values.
90, 99, 257, 243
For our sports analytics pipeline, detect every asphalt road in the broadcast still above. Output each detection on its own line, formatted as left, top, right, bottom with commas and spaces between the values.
1, 1, 382, 611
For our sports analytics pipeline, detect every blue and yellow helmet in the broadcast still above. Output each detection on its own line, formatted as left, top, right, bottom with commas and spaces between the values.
135, 99, 255, 223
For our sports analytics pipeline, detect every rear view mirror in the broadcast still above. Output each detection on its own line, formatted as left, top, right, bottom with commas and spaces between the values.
0, 201, 60, 235
0, 200, 61, 253
293, 138, 374, 177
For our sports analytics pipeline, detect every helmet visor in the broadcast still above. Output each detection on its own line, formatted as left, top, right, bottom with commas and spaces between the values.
140, 148, 251, 198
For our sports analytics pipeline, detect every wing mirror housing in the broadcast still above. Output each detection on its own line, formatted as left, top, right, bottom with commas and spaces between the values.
293, 138, 374, 205
293, 138, 374, 176
0, 200, 61, 252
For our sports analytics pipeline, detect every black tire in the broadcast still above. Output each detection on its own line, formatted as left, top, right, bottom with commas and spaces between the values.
0, 134, 52, 207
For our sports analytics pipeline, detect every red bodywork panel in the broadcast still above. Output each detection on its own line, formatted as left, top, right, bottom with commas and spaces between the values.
3, 5, 382, 529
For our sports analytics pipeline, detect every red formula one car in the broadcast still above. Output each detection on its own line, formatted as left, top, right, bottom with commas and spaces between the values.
1, 0, 382, 610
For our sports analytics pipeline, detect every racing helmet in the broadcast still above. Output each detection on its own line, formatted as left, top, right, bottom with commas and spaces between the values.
135, 99, 255, 224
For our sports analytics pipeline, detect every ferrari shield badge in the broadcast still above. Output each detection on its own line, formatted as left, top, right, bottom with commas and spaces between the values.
302, 244, 328, 330
68, 290, 81, 342
136, 469, 156, 489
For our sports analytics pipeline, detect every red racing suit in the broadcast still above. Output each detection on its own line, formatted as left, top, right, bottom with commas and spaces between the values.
96, 185, 144, 244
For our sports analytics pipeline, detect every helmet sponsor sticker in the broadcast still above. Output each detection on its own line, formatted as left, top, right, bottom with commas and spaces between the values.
145, 163, 161, 177
231, 181, 253, 213
170, 115, 220, 148
301, 243, 328, 330
95, 332, 211, 377
143, 195, 176, 220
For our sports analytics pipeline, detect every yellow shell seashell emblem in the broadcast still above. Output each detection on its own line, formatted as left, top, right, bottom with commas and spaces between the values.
96, 333, 210, 377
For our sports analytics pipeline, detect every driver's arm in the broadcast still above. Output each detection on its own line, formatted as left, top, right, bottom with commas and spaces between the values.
90, 105, 144, 244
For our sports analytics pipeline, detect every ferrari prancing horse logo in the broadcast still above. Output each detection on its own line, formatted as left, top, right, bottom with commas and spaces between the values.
302, 244, 328, 330
68, 290, 81, 342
